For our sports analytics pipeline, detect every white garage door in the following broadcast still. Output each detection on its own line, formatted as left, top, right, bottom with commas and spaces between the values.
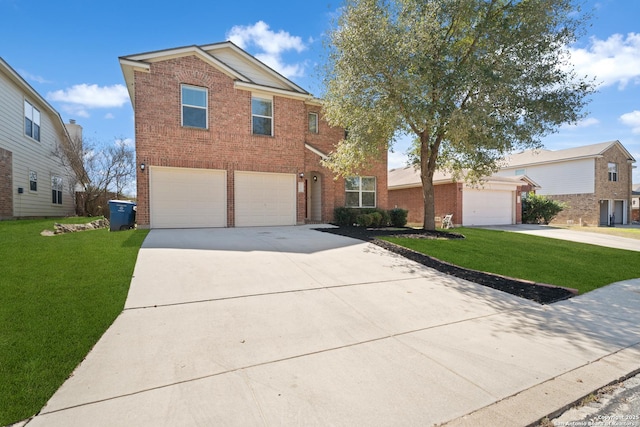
150, 166, 226, 228
235, 171, 296, 227
463, 189, 514, 226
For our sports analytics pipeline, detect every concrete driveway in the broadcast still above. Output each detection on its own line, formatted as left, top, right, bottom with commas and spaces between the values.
29, 226, 640, 426
481, 224, 640, 252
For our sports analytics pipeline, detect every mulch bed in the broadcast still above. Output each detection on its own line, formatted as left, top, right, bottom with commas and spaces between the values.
315, 226, 576, 304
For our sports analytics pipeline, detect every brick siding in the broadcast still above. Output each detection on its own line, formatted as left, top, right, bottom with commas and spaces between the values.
0, 148, 12, 219
389, 183, 462, 227
134, 56, 387, 227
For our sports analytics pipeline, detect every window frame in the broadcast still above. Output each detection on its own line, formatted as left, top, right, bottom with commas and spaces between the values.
29, 170, 37, 192
308, 112, 319, 134
51, 175, 63, 205
345, 176, 377, 208
251, 95, 273, 136
24, 100, 41, 141
181, 84, 208, 129
608, 162, 618, 182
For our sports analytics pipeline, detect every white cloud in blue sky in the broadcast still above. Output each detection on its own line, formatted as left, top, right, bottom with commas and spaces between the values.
620, 111, 640, 134
569, 33, 640, 89
226, 21, 308, 78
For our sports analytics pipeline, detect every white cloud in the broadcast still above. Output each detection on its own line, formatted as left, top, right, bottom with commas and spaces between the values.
568, 33, 640, 89
19, 69, 51, 84
104, 113, 115, 119
560, 117, 600, 129
620, 110, 640, 134
226, 21, 307, 78
47, 84, 129, 109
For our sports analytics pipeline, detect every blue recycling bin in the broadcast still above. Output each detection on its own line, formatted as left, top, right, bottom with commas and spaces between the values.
108, 200, 136, 231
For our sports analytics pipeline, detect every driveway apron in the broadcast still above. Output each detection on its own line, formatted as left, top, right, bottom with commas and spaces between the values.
30, 226, 640, 426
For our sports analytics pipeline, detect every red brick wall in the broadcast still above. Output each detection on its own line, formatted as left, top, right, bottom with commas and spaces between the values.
134, 55, 386, 227
388, 183, 461, 226
0, 148, 12, 219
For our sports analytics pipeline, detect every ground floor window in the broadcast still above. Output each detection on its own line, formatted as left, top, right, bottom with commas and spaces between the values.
29, 170, 37, 192
51, 175, 63, 204
345, 176, 376, 208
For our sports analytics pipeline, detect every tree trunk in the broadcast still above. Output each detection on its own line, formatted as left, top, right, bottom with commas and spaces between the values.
422, 176, 436, 230
420, 133, 439, 230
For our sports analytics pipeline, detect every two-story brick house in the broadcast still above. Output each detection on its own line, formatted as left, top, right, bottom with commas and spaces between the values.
119, 42, 387, 228
0, 57, 78, 219
497, 140, 635, 226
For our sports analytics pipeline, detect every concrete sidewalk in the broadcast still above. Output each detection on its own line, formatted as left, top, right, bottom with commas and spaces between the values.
27, 226, 640, 426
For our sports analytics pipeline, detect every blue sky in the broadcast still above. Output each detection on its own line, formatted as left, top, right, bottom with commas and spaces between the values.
1, 0, 639, 183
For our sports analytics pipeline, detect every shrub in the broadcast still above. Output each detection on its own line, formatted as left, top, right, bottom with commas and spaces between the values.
522, 192, 566, 224
369, 211, 383, 227
389, 208, 408, 227
333, 207, 353, 226
356, 213, 373, 227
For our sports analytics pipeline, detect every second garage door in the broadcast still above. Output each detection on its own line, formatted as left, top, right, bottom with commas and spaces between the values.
462, 188, 514, 226
235, 171, 296, 226
150, 166, 226, 228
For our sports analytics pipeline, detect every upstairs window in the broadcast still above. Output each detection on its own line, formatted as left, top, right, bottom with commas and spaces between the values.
252, 96, 273, 136
181, 85, 207, 129
51, 175, 63, 204
29, 170, 37, 192
308, 112, 318, 134
345, 176, 376, 208
25, 100, 40, 141
608, 162, 618, 182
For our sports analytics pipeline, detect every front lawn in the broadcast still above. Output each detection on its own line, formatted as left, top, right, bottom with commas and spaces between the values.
382, 227, 640, 294
0, 218, 148, 426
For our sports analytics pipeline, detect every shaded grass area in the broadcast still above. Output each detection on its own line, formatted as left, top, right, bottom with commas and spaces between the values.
382, 227, 640, 294
0, 218, 148, 425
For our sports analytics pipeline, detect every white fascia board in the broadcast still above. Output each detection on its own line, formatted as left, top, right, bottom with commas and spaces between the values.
119, 58, 150, 73
123, 46, 249, 82
205, 41, 309, 94
235, 81, 313, 101
305, 143, 328, 160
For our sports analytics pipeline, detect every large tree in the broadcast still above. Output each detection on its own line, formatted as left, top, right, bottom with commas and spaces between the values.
322, 0, 595, 230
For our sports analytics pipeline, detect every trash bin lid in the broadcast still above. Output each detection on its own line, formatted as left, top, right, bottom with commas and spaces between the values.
108, 199, 137, 205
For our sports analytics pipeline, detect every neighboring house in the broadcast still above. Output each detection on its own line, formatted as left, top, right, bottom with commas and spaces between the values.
0, 57, 78, 219
119, 42, 387, 229
632, 184, 640, 223
498, 141, 635, 226
388, 166, 537, 226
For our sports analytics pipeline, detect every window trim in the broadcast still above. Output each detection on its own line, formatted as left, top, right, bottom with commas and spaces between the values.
51, 175, 63, 205
608, 162, 618, 182
251, 95, 273, 136
308, 112, 319, 134
29, 170, 37, 192
24, 100, 41, 141
181, 84, 208, 129
345, 176, 377, 208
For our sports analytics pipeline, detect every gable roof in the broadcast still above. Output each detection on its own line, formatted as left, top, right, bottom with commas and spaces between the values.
502, 140, 635, 168
119, 41, 311, 106
387, 166, 539, 190
0, 57, 72, 143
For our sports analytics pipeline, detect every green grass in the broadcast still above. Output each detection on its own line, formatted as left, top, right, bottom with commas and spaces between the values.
382, 227, 640, 294
0, 218, 148, 425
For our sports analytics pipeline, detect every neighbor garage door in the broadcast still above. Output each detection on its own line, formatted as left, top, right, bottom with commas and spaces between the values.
462, 189, 514, 226
149, 166, 226, 228
235, 171, 296, 226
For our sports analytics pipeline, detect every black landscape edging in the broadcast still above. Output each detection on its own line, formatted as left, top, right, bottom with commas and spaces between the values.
315, 226, 576, 305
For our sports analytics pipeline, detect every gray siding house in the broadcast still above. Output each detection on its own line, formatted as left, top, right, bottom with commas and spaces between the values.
0, 57, 78, 219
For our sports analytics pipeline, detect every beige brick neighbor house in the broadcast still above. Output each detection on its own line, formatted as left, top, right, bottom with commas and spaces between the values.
497, 141, 635, 226
119, 42, 387, 229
